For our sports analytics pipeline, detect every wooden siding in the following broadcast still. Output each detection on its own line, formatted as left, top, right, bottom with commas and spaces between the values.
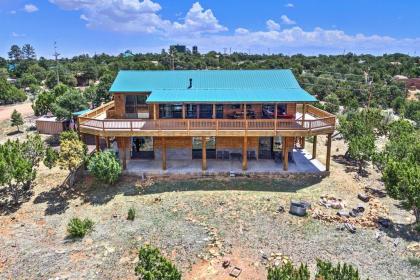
154, 137, 192, 149
216, 136, 258, 149
36, 119, 65, 135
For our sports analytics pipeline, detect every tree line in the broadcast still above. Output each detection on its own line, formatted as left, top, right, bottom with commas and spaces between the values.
1, 44, 419, 122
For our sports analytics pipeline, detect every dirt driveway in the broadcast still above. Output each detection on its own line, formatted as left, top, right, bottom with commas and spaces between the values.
0, 102, 33, 121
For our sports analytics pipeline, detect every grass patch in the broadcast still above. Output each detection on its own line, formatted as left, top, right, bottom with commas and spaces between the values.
67, 218, 94, 238
408, 256, 420, 267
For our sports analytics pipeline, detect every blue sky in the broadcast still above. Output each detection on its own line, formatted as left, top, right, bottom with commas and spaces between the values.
1, 0, 420, 58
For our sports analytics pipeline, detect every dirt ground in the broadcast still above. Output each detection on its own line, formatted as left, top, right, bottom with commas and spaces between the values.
0, 102, 37, 144
0, 102, 33, 121
0, 136, 419, 280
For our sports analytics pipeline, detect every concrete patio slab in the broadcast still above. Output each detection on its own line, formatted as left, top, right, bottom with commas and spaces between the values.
124, 149, 326, 177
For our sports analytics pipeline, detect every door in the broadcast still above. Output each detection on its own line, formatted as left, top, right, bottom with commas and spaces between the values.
258, 137, 273, 159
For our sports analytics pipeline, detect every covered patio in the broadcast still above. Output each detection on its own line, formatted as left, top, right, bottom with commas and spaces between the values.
124, 149, 326, 176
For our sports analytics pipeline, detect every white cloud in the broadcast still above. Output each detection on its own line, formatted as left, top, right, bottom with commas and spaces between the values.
171, 2, 227, 35
50, 0, 226, 35
285, 3, 294, 8
178, 25, 420, 55
281, 15, 296, 25
47, 1, 420, 55
235, 28, 249, 35
10, 10, 17, 15
266, 19, 280, 31
24, 4, 39, 13
12, 32, 26, 37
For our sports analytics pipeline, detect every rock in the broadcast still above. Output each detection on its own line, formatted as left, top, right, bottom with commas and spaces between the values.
337, 210, 350, 217
358, 193, 370, 202
222, 259, 230, 268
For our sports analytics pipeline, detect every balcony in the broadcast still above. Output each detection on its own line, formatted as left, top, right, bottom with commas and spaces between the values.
78, 101, 336, 137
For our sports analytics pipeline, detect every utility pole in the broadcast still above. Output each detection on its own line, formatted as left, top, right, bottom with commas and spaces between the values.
53, 41, 60, 84
365, 68, 373, 110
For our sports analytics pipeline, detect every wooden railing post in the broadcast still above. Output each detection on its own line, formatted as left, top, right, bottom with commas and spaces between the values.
130, 121, 133, 132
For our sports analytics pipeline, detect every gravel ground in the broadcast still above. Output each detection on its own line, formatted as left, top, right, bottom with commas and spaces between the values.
0, 136, 419, 280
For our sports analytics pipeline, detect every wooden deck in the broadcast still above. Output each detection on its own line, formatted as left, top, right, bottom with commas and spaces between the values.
78, 101, 335, 137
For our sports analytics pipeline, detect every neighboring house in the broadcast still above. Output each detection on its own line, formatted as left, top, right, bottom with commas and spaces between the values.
78, 70, 336, 173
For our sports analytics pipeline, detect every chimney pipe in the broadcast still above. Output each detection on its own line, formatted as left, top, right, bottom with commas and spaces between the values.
188, 78, 192, 89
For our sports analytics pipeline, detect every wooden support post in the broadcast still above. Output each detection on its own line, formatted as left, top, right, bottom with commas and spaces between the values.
243, 104, 247, 120
212, 104, 216, 119
95, 135, 100, 152
242, 136, 248, 170
197, 105, 200, 119
326, 134, 332, 172
274, 103, 278, 131
301, 103, 306, 149
106, 137, 111, 149
202, 137, 207, 171
153, 104, 157, 120
122, 139, 127, 170
312, 135, 317, 159
182, 104, 186, 119
283, 147, 289, 171
162, 137, 167, 170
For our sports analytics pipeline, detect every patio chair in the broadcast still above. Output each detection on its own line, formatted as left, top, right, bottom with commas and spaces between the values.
223, 151, 230, 160
247, 151, 257, 160
274, 152, 282, 163
216, 150, 224, 160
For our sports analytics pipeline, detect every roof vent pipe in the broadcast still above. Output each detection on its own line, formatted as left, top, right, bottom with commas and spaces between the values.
188, 78, 192, 89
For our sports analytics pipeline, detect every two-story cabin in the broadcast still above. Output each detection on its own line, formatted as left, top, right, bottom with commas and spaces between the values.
78, 70, 335, 174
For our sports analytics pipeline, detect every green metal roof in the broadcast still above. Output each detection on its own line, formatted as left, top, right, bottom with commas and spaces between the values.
110, 70, 317, 103
72, 109, 91, 116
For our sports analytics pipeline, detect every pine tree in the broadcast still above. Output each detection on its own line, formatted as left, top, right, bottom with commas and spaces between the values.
10, 109, 24, 132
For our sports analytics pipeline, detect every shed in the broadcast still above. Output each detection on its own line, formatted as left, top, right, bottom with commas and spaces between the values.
36, 116, 67, 135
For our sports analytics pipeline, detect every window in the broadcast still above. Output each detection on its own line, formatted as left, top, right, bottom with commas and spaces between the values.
192, 137, 216, 149
216, 104, 224, 118
125, 94, 148, 117
199, 104, 212, 118
231, 104, 241, 109
278, 104, 287, 115
186, 104, 197, 118
159, 104, 183, 118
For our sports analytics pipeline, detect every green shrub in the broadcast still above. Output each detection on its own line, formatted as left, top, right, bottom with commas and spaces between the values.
87, 150, 122, 184
135, 245, 181, 280
67, 218, 94, 238
315, 260, 361, 280
268, 262, 310, 280
266, 260, 364, 280
408, 256, 420, 268
128, 207, 136, 221
60, 130, 79, 143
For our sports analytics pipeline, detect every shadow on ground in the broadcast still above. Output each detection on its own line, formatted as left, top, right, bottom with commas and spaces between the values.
332, 155, 370, 177
140, 176, 323, 195
33, 176, 140, 215
380, 221, 420, 242
0, 187, 34, 215
33, 175, 323, 215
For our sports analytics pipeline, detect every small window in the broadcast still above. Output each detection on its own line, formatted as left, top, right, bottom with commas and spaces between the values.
231, 104, 241, 109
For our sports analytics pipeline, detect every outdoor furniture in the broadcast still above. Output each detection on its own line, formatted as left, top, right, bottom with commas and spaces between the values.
230, 152, 242, 161
274, 152, 282, 163
217, 150, 223, 160
247, 151, 257, 160
223, 151, 230, 160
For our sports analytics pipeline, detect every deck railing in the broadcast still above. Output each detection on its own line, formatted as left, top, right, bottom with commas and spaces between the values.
79, 116, 335, 132
78, 102, 335, 134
